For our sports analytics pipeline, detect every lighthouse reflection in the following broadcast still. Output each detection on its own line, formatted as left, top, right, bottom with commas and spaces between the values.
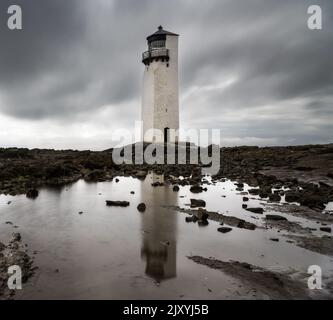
140, 173, 178, 282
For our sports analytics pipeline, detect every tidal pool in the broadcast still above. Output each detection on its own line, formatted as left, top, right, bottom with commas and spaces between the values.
0, 173, 332, 299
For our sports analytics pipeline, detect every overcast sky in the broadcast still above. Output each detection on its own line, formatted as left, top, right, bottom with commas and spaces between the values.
0, 0, 332, 150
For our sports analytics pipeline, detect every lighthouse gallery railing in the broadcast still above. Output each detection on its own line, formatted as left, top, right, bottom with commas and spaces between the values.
142, 48, 169, 63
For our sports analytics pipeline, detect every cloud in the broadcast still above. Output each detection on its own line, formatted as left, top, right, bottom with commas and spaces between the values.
0, 0, 332, 149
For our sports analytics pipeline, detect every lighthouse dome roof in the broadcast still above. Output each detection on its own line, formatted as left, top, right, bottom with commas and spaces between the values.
147, 26, 178, 41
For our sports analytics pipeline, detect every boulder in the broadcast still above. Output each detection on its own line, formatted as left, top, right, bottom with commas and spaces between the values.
0, 242, 5, 251
26, 189, 39, 199
320, 227, 331, 233
135, 171, 147, 180
248, 189, 260, 195
11, 232, 21, 242
190, 199, 206, 208
246, 207, 264, 214
218, 227, 233, 233
173, 185, 180, 192
195, 208, 209, 221
237, 220, 256, 230
151, 182, 164, 187
266, 215, 287, 221
198, 220, 209, 226
285, 192, 301, 203
190, 185, 203, 193
106, 200, 130, 207
185, 216, 198, 223
269, 193, 281, 202
137, 203, 146, 212
85, 170, 105, 182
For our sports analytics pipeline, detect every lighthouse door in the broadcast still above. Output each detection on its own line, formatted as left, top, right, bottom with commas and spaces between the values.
164, 127, 170, 143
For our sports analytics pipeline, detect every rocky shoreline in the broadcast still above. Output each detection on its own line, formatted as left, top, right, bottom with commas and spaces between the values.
0, 233, 36, 300
188, 256, 330, 299
1, 143, 333, 299
1, 144, 332, 210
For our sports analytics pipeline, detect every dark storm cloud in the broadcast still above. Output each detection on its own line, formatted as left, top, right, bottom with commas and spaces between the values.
0, 0, 332, 147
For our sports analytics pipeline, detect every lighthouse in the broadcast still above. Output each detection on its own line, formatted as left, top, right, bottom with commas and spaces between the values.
141, 26, 179, 143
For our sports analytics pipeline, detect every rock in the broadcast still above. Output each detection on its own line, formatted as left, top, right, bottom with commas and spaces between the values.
115, 178, 119, 183
190, 199, 206, 208
173, 185, 180, 192
266, 215, 288, 221
78, 211, 83, 215
85, 170, 105, 182
237, 220, 256, 230
137, 203, 146, 212
7, 201, 11, 205
195, 208, 209, 221
198, 220, 209, 226
190, 185, 203, 193
273, 183, 283, 189
11, 232, 21, 242
235, 182, 244, 188
270, 238, 279, 242
269, 193, 281, 202
218, 227, 233, 233
294, 166, 314, 171
151, 182, 164, 187
259, 192, 268, 199
299, 194, 327, 211
185, 216, 198, 223
130, 191, 135, 194
246, 207, 264, 214
242, 204, 248, 209
320, 227, 331, 233
239, 192, 248, 196
0, 242, 5, 251
260, 186, 272, 194
248, 189, 260, 195
26, 189, 39, 199
106, 200, 130, 207
243, 197, 249, 202
327, 172, 333, 179
134, 170, 147, 179
285, 192, 301, 203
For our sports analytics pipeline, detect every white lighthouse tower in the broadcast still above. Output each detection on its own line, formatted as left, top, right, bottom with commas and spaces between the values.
141, 26, 179, 143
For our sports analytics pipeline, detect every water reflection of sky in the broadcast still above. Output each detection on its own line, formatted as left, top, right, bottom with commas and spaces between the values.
0, 173, 332, 299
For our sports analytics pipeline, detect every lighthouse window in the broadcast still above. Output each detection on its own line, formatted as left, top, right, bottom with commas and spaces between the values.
149, 40, 165, 49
